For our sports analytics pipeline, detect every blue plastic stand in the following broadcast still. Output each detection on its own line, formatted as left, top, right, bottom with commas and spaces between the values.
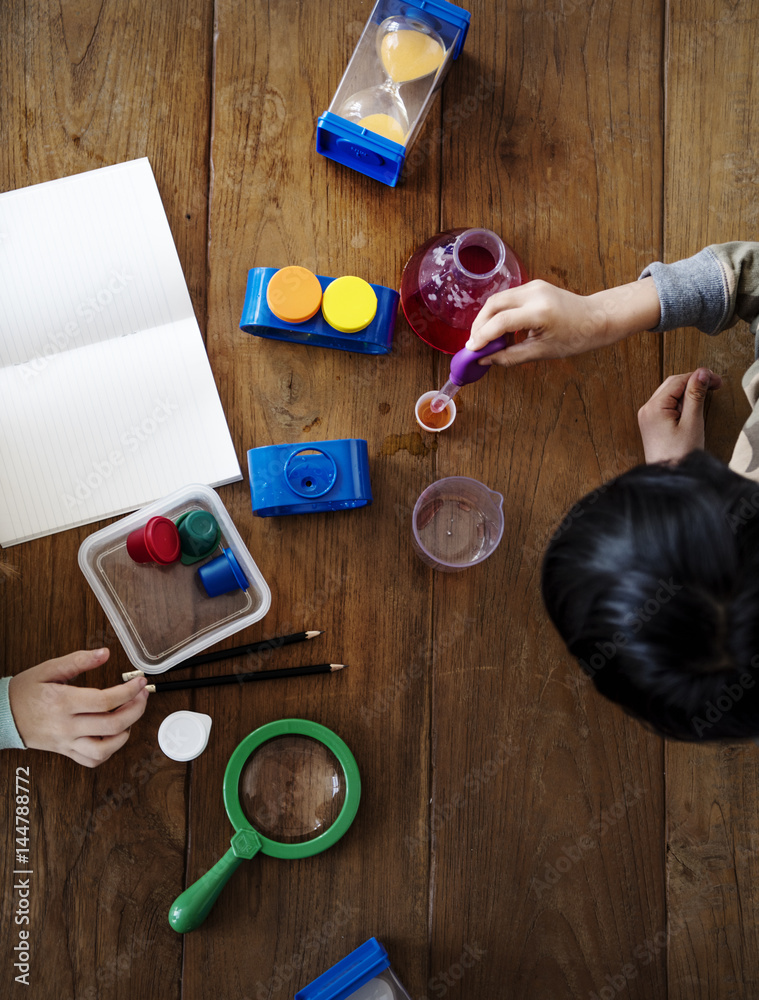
295, 938, 390, 1000
240, 267, 398, 355
316, 0, 471, 186
248, 440, 372, 516
316, 113, 407, 188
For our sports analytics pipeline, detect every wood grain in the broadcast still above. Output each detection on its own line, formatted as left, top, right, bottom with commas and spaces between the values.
1, 1, 758, 999
431, 2, 666, 997
0, 0, 212, 997
180, 1, 440, 996
663, 2, 759, 997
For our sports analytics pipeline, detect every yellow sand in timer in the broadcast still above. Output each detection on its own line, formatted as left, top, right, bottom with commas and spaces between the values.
356, 30, 445, 143
337, 18, 447, 147
357, 112, 407, 143
380, 29, 445, 83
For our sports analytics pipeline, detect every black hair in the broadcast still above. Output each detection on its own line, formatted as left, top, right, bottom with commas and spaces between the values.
541, 450, 759, 741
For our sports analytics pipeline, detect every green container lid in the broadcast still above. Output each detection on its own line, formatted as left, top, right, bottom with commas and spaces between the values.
175, 509, 221, 565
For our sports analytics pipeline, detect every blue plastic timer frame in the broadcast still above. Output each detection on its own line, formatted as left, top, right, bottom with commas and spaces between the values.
316, 0, 471, 186
295, 937, 392, 1000
240, 267, 399, 355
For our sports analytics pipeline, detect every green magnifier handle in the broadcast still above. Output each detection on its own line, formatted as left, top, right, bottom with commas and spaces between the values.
168, 830, 262, 933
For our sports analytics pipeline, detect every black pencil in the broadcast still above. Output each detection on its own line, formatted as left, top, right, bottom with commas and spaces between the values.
174, 629, 323, 669
144, 662, 345, 692
122, 630, 324, 680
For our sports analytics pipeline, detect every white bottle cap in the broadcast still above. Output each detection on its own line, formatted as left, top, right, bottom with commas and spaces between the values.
158, 711, 212, 761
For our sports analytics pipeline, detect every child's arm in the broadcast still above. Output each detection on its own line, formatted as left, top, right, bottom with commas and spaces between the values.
465, 277, 662, 367
6, 648, 149, 768
466, 242, 759, 368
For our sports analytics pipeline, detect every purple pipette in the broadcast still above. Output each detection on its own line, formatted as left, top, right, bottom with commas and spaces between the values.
430, 333, 511, 412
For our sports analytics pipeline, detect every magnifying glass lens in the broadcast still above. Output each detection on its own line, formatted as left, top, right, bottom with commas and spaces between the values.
239, 735, 346, 844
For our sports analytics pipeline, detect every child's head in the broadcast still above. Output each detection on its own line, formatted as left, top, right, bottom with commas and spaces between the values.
541, 450, 759, 740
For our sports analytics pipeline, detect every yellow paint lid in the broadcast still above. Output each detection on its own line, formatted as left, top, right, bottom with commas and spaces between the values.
321, 275, 378, 333
266, 266, 323, 323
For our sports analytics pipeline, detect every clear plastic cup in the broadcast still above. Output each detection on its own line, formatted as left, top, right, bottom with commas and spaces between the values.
411, 476, 504, 571
415, 390, 456, 432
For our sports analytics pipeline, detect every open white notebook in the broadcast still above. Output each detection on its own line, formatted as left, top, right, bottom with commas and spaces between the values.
0, 158, 241, 546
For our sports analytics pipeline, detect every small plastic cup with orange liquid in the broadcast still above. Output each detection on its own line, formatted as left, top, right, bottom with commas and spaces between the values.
415, 390, 456, 432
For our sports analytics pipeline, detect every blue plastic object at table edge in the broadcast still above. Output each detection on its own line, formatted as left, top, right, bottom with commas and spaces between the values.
316, 0, 471, 186
240, 268, 398, 355
248, 440, 373, 517
294, 938, 390, 1000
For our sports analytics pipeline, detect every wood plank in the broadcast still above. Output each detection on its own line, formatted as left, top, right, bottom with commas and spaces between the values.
5, 2, 759, 999
0, 1, 212, 997
180, 2, 442, 996
664, 2, 759, 997
432, 1, 667, 996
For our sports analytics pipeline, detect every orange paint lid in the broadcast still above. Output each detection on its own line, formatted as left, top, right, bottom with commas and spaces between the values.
266, 266, 323, 323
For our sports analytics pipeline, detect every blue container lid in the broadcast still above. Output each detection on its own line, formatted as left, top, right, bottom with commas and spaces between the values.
223, 549, 249, 591
295, 938, 391, 1000
197, 547, 249, 597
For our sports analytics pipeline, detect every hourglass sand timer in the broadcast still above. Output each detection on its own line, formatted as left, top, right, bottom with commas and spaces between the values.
317, 0, 471, 186
335, 16, 446, 145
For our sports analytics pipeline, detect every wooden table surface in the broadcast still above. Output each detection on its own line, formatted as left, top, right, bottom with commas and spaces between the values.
2, 1, 759, 998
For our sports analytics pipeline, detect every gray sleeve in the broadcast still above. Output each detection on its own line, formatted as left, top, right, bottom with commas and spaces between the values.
639, 247, 730, 335
0, 677, 26, 750
640, 242, 759, 342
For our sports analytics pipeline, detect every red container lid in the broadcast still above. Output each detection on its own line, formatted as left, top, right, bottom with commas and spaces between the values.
144, 516, 181, 564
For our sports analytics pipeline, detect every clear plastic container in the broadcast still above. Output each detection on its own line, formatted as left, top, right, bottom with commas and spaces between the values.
78, 484, 271, 673
412, 476, 504, 571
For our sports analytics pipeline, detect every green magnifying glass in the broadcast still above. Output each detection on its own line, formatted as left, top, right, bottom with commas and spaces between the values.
169, 718, 361, 933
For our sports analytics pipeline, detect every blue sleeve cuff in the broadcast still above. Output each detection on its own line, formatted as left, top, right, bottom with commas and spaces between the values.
639, 247, 729, 335
0, 677, 26, 750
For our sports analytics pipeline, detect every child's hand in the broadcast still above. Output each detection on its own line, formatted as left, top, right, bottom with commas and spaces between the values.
8, 648, 149, 768
637, 368, 723, 464
464, 277, 662, 367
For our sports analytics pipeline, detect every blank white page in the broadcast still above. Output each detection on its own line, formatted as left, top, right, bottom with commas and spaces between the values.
0, 159, 241, 545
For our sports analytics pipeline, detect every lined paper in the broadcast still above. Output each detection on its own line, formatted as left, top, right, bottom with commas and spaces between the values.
0, 159, 241, 545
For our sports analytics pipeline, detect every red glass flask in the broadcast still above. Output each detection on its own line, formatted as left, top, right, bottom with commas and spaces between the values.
400, 227, 527, 354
